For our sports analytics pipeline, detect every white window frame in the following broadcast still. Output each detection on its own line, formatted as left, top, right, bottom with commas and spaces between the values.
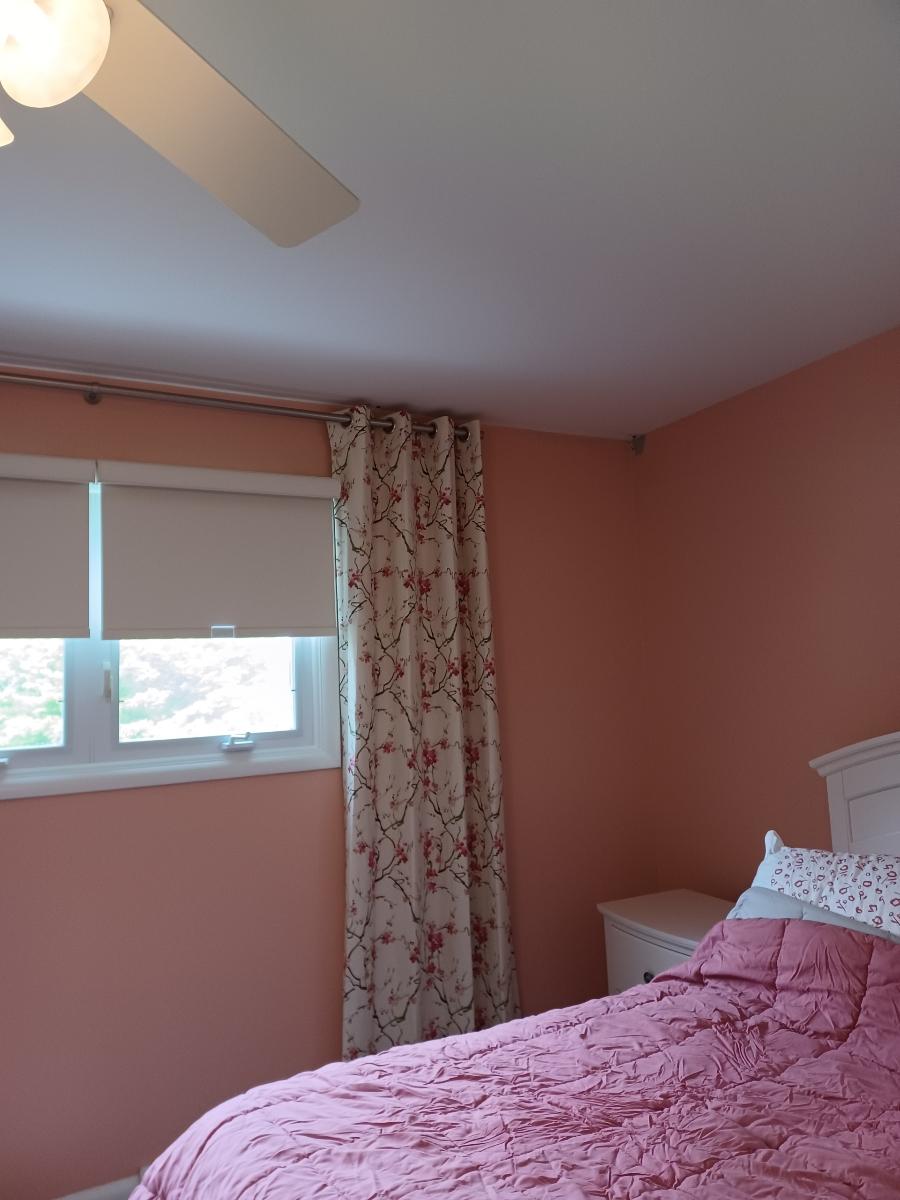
0, 486, 340, 802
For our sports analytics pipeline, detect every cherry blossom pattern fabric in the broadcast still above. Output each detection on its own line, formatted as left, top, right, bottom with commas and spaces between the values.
131, 919, 900, 1200
328, 408, 518, 1059
752, 828, 900, 935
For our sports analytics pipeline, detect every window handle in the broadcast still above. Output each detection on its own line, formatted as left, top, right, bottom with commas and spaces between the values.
221, 733, 255, 753
102, 662, 115, 703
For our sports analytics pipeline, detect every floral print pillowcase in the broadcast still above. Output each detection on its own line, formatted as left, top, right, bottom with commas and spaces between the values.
751, 830, 900, 936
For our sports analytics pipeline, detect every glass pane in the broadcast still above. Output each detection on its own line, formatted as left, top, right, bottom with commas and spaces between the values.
0, 639, 65, 750
118, 638, 296, 743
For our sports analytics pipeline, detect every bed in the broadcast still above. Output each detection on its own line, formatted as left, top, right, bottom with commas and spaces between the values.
132, 732, 900, 1199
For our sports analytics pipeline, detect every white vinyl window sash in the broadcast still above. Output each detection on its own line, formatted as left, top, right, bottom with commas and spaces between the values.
0, 484, 340, 801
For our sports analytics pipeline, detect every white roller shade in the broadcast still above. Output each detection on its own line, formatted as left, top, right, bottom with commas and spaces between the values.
99, 461, 338, 639
0, 453, 94, 637
97, 459, 339, 499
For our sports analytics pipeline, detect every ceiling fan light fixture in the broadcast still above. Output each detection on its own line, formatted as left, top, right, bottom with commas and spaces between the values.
0, 0, 110, 108
0, 111, 13, 143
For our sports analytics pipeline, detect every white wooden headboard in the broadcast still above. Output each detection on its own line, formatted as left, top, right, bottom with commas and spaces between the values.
811, 731, 900, 855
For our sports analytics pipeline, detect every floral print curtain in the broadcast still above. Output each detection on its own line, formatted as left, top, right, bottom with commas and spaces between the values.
329, 408, 519, 1058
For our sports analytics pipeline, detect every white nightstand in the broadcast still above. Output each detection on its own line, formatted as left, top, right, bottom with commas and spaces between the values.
597, 889, 731, 994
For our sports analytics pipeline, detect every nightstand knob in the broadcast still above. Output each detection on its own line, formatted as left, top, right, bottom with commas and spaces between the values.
642, 970, 655, 984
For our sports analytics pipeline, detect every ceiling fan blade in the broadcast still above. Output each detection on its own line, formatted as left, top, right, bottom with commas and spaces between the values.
84, 0, 359, 246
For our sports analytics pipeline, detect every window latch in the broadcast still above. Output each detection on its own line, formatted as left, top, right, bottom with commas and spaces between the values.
102, 662, 114, 703
221, 733, 255, 753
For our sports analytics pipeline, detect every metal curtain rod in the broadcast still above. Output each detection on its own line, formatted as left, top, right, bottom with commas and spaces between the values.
0, 367, 470, 440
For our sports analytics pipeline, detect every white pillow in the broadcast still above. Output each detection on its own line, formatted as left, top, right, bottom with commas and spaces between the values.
751, 829, 900, 937
727, 885, 900, 943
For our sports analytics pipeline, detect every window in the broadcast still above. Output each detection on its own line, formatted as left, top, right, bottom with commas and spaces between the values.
0, 468, 340, 801
117, 638, 296, 743
0, 638, 66, 750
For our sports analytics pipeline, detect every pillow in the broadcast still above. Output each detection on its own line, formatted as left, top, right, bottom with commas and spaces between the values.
727, 885, 900, 944
751, 829, 900, 937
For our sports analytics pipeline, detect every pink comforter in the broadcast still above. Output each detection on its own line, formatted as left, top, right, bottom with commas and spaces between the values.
133, 919, 900, 1198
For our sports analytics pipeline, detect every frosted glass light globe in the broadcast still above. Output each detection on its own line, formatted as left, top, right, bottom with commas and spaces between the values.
0, 0, 110, 108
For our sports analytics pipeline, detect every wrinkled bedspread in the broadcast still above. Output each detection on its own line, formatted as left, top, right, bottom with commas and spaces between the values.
133, 919, 900, 1199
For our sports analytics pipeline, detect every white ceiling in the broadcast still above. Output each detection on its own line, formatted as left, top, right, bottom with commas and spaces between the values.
0, 0, 898, 436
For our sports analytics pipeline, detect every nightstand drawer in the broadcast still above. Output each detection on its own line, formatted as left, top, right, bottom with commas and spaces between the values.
604, 921, 690, 994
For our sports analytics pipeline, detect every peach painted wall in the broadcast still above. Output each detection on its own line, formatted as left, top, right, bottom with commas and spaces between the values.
483, 428, 652, 1017
638, 327, 900, 901
0, 771, 345, 1200
0, 387, 647, 1199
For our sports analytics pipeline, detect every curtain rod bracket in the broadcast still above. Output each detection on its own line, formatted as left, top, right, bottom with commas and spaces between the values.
629, 434, 646, 456
84, 389, 102, 406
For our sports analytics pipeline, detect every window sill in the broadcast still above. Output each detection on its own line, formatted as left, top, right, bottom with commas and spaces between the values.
0, 742, 340, 802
